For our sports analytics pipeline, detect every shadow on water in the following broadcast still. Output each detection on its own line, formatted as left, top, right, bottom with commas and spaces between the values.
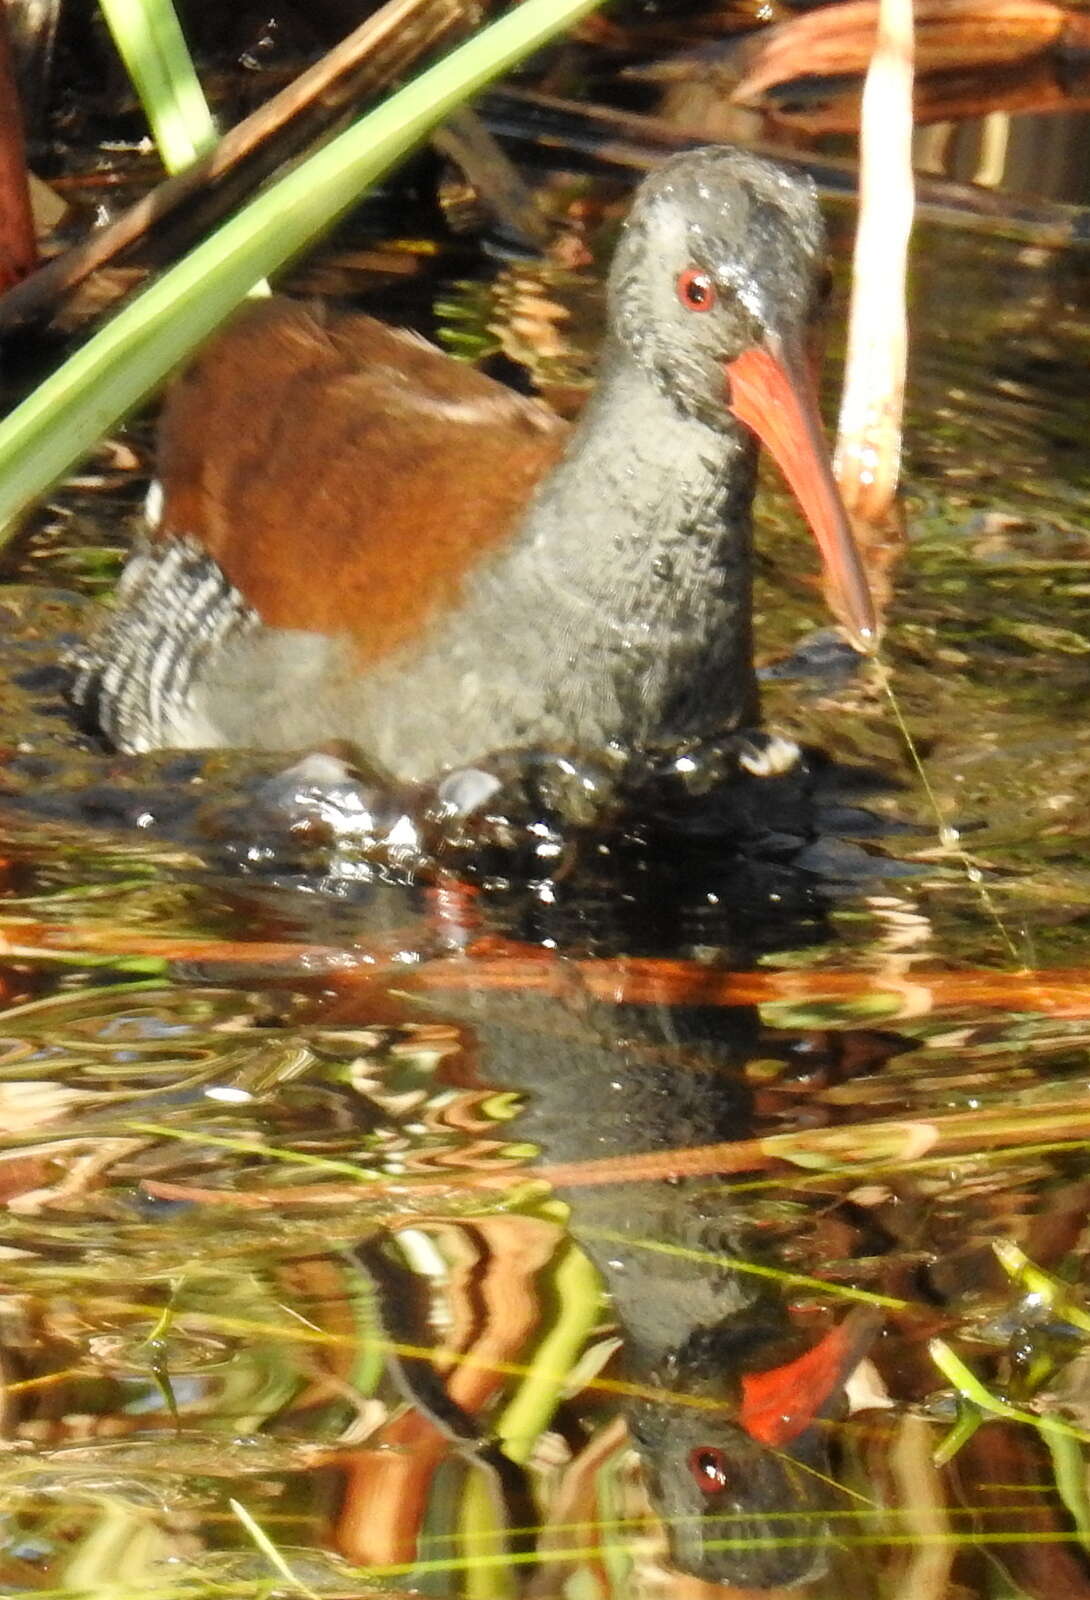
4, 109, 1090, 1600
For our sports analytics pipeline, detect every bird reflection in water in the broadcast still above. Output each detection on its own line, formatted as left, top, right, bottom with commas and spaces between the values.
313, 819, 894, 1593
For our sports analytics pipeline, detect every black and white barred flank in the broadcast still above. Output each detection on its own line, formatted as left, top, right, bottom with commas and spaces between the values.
65, 533, 258, 752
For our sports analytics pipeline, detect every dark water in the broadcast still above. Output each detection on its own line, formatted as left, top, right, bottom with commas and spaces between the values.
2, 135, 1090, 1600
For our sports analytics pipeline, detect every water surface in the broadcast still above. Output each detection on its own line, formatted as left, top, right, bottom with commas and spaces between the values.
1, 130, 1090, 1600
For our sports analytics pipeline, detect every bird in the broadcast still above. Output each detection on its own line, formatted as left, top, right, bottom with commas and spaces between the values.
68, 145, 875, 811
431, 977, 879, 1588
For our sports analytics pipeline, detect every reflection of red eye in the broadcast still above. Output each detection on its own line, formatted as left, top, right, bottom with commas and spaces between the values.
676, 268, 716, 312
688, 1446, 732, 1494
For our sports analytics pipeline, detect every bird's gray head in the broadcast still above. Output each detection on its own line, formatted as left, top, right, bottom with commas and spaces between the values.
607, 146, 828, 427
627, 1397, 834, 1589
602, 146, 876, 647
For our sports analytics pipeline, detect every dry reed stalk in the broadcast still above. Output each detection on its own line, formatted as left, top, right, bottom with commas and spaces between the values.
834, 0, 916, 528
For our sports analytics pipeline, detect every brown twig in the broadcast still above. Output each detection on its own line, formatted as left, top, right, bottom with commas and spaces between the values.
434, 106, 549, 246
482, 85, 1090, 245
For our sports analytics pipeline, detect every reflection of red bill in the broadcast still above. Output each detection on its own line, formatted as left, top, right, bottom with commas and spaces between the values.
740, 1307, 882, 1447
727, 336, 877, 650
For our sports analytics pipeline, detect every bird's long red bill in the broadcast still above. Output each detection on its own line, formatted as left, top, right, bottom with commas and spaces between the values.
726, 337, 877, 650
739, 1307, 882, 1447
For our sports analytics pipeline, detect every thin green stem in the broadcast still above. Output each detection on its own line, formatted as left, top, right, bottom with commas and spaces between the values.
98, 0, 217, 172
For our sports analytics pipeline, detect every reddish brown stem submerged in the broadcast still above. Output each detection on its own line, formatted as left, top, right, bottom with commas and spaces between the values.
7, 915, 1090, 1018
0, 0, 37, 291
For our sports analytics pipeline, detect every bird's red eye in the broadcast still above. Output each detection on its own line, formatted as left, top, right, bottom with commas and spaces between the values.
676, 268, 716, 312
688, 1446, 732, 1494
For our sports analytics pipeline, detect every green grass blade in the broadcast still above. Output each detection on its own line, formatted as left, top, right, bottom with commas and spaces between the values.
0, 0, 604, 543
492, 1238, 603, 1464
930, 1339, 1090, 1452
229, 1500, 320, 1599
98, 0, 217, 172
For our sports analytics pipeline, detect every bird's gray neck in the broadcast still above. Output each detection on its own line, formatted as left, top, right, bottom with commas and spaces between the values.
471, 994, 775, 1383
341, 347, 762, 777
488, 346, 761, 746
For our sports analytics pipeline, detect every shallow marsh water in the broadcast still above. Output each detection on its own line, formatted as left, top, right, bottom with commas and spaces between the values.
1, 151, 1090, 1600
